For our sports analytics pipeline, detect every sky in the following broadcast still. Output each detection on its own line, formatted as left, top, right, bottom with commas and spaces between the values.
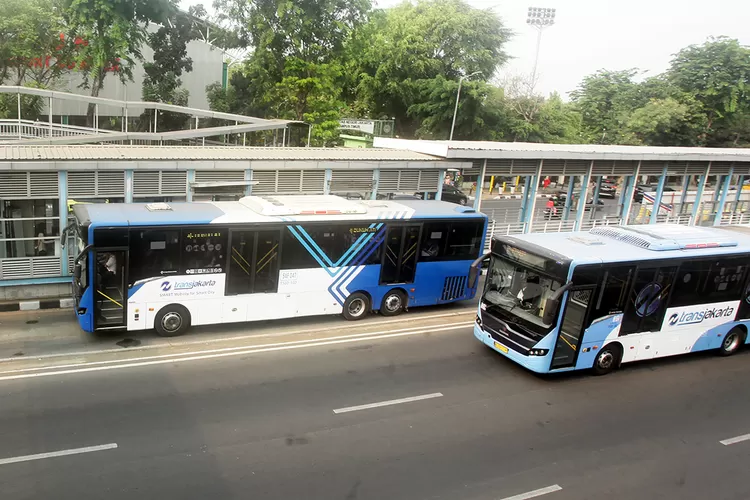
182, 0, 750, 99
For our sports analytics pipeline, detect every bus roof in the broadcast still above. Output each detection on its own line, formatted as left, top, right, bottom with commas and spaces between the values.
497, 224, 750, 265
72, 195, 486, 227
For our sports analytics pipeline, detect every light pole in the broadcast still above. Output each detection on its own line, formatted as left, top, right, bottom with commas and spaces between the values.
526, 7, 556, 86
449, 71, 481, 141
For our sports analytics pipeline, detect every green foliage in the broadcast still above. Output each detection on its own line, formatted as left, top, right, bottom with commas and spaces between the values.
0, 0, 71, 87
354, 0, 511, 137
141, 10, 196, 131
66, 0, 174, 97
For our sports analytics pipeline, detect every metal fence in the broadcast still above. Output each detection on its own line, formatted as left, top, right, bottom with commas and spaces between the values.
0, 119, 117, 142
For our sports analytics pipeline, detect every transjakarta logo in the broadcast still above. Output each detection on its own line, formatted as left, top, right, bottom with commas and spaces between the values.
160, 279, 216, 291
667, 306, 735, 327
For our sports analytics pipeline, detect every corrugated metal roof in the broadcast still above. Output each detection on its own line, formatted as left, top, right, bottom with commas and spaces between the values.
0, 145, 438, 162
373, 138, 750, 162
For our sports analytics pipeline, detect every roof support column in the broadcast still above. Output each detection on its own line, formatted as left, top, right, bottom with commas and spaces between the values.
621, 161, 640, 224
562, 175, 576, 220
436, 169, 446, 201
245, 168, 253, 196
589, 175, 602, 221
58, 171, 68, 277
733, 175, 745, 215
124, 170, 133, 203
690, 163, 710, 225
370, 169, 380, 200
186, 170, 195, 202
679, 174, 691, 215
472, 159, 487, 212
713, 165, 734, 226
649, 165, 668, 224
324, 169, 332, 195
574, 161, 592, 231
518, 176, 531, 223
524, 160, 543, 233
48, 96, 53, 138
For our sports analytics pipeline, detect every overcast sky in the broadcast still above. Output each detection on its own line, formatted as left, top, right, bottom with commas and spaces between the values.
183, 0, 750, 98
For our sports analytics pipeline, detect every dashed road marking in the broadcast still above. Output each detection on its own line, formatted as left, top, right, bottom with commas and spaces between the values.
0, 443, 118, 466
333, 393, 444, 414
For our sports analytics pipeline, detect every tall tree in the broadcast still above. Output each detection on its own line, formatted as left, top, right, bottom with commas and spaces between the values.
141, 10, 197, 131
66, 0, 173, 123
211, 0, 371, 145
354, 0, 511, 137
667, 37, 750, 146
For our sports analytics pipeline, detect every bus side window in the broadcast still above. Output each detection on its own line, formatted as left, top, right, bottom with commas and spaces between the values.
705, 257, 748, 303
128, 229, 181, 285
671, 260, 711, 307
621, 266, 677, 335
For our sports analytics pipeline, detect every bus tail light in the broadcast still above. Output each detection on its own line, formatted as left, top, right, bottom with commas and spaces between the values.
528, 349, 549, 356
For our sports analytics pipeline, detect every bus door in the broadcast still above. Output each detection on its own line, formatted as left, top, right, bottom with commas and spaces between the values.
380, 224, 421, 284
551, 287, 594, 369
93, 249, 127, 330
226, 230, 281, 295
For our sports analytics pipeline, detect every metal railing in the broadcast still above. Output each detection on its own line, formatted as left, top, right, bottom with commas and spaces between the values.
0, 119, 118, 141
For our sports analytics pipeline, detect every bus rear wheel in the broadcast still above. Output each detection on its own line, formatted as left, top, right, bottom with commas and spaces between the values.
343, 293, 370, 321
155, 304, 191, 337
380, 290, 406, 317
719, 327, 745, 356
593, 344, 621, 376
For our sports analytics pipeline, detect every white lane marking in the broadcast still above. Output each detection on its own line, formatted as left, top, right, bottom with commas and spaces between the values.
499, 485, 563, 500
0, 322, 472, 376
0, 310, 475, 364
0, 443, 118, 466
333, 393, 444, 414
720, 433, 750, 446
0, 324, 472, 382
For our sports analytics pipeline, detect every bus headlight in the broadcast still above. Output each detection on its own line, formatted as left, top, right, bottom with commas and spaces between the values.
528, 349, 549, 356
475, 315, 482, 327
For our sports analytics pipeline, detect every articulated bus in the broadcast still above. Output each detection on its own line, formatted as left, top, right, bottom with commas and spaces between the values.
67, 195, 487, 336
471, 224, 750, 375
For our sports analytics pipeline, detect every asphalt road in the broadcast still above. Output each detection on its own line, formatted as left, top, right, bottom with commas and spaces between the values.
1, 314, 750, 499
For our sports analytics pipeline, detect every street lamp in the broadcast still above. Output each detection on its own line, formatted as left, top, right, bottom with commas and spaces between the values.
526, 7, 556, 86
449, 70, 482, 141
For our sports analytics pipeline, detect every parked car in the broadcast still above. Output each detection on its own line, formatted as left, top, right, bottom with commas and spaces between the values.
416, 184, 469, 205
598, 180, 617, 199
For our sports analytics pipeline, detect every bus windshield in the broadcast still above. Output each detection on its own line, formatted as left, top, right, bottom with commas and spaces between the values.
483, 254, 562, 328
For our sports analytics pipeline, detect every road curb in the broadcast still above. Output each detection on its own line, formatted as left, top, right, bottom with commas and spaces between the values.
0, 298, 74, 313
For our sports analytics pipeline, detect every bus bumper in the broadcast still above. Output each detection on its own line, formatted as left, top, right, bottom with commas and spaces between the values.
473, 324, 550, 374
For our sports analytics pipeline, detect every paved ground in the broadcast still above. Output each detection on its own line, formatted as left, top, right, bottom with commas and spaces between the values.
0, 303, 749, 500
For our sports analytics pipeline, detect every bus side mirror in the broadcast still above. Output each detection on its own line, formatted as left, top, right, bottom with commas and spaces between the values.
468, 266, 479, 289
542, 298, 559, 325
73, 264, 82, 281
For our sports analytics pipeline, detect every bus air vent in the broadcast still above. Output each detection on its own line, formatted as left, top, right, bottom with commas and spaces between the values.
441, 276, 468, 301
589, 227, 654, 249
567, 235, 604, 246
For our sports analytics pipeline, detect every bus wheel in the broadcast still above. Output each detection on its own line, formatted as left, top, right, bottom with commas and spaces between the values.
155, 305, 191, 337
719, 327, 745, 356
380, 290, 405, 317
593, 344, 621, 376
343, 292, 370, 321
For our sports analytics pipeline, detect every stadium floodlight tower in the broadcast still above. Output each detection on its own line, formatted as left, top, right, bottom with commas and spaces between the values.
526, 7, 556, 85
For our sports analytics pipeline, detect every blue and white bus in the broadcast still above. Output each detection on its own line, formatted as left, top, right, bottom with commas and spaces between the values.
68, 195, 487, 336
471, 224, 750, 375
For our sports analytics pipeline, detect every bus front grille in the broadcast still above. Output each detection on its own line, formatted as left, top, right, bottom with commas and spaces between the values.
441, 276, 467, 301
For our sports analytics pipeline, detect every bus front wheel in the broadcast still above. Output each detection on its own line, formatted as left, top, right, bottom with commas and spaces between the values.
719, 327, 745, 357
593, 344, 621, 376
343, 293, 370, 321
155, 304, 191, 337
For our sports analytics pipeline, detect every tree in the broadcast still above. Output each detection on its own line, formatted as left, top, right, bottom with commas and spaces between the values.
66, 0, 174, 123
141, 10, 196, 131
354, 0, 511, 137
569, 69, 647, 144
667, 37, 750, 146
210, 0, 372, 145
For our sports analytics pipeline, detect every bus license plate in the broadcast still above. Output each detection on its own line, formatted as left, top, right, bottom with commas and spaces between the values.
494, 341, 509, 353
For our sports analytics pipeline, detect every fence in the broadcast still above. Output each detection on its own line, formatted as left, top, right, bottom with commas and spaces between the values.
0, 119, 117, 142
